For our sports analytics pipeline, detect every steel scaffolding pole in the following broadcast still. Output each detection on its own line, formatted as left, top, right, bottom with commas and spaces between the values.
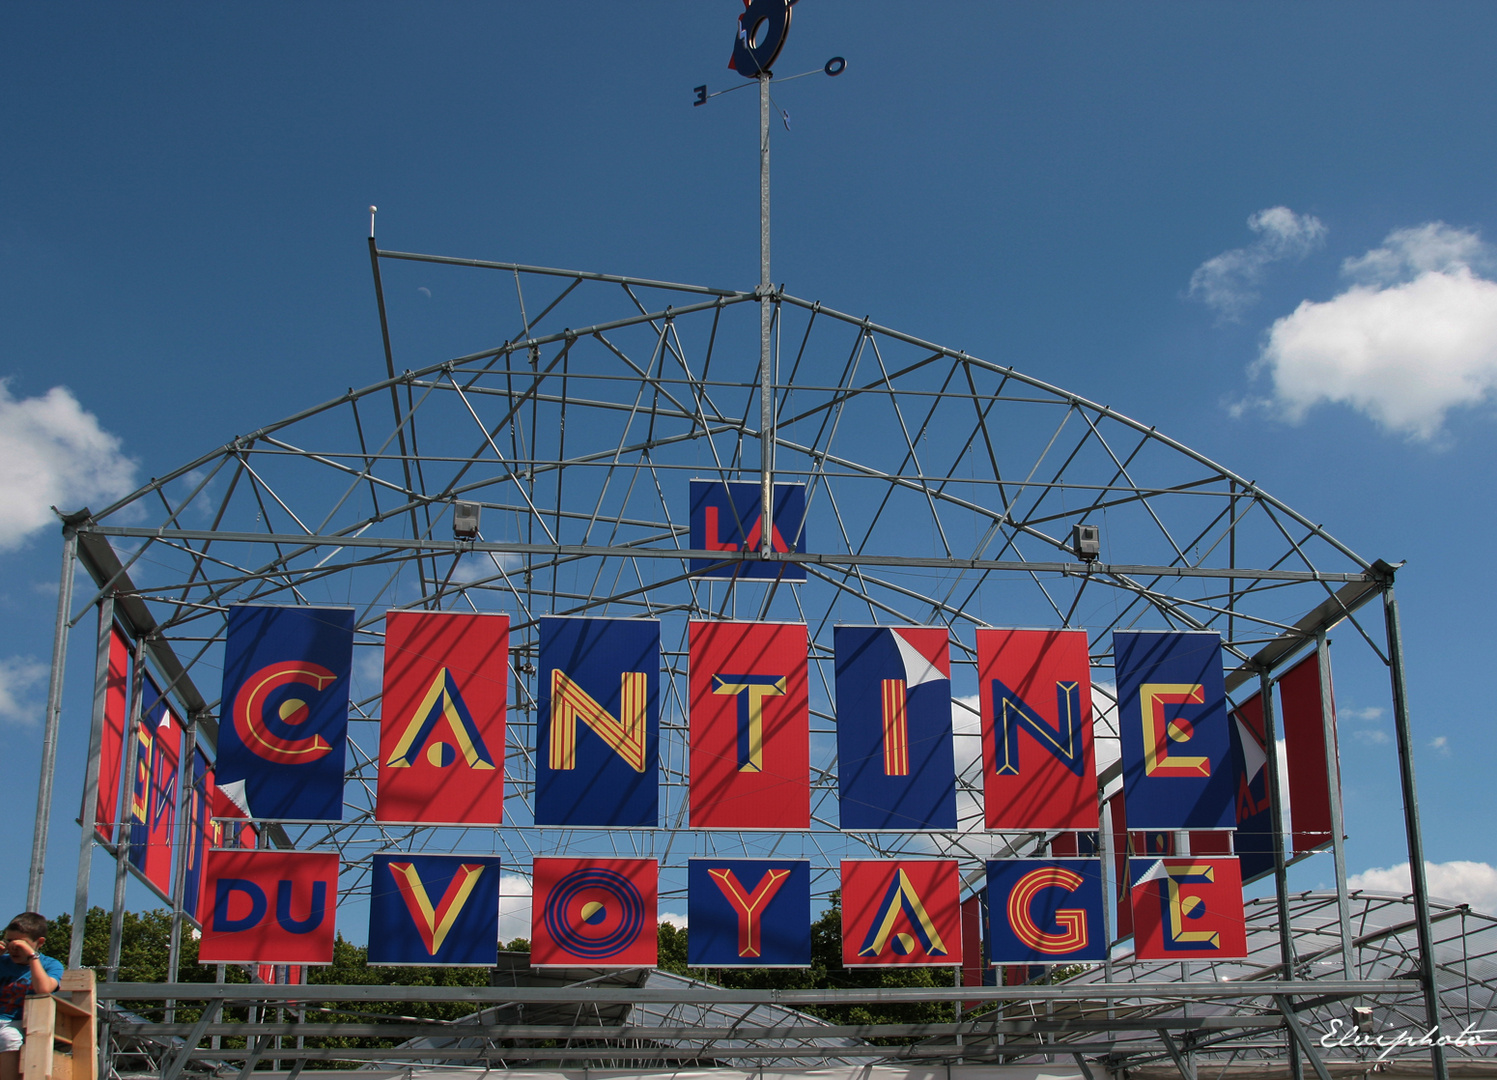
69, 591, 114, 968
29, 524, 78, 911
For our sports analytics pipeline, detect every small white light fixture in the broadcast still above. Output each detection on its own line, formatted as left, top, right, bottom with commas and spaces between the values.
1071, 523, 1100, 562
453, 501, 481, 540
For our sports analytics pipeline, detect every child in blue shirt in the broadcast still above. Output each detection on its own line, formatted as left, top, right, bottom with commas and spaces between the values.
0, 913, 62, 1080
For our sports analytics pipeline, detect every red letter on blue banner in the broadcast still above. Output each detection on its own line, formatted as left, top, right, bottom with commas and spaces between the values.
985, 859, 1106, 964
128, 677, 182, 897
536, 617, 659, 826
841, 860, 961, 967
1114, 631, 1233, 830
689, 621, 809, 829
1129, 857, 1247, 960
199, 849, 339, 964
531, 858, 657, 968
689, 480, 807, 580
688, 859, 810, 967
979, 629, 1098, 830
217, 605, 354, 822
368, 853, 503, 966
834, 626, 956, 830
378, 611, 508, 825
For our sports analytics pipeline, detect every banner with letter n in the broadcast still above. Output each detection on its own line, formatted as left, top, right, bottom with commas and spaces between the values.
841, 859, 961, 967
834, 626, 957, 831
1129, 856, 1247, 960
979, 628, 1098, 830
536, 617, 659, 827
687, 858, 810, 967
1278, 651, 1339, 853
531, 857, 657, 968
368, 853, 503, 966
985, 859, 1106, 965
1230, 691, 1276, 882
1114, 630, 1233, 830
217, 605, 354, 822
180, 749, 213, 923
378, 611, 509, 825
199, 849, 339, 964
689, 620, 809, 829
689, 480, 807, 580
127, 676, 182, 896
92, 618, 131, 843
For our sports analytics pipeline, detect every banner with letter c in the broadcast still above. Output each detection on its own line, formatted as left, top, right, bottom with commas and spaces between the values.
199, 849, 339, 964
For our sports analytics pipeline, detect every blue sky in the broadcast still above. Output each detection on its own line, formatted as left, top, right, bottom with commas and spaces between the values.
5, 2, 1497, 930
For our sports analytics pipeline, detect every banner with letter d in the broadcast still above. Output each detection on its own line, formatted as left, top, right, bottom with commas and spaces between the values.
199, 849, 339, 964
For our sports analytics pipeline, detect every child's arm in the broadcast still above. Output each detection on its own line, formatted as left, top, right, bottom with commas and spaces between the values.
12, 950, 57, 996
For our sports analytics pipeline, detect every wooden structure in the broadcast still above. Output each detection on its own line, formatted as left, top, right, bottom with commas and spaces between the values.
21, 970, 96, 1080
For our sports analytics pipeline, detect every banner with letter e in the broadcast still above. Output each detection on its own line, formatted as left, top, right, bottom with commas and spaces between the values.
217, 605, 354, 822
368, 853, 503, 966
689, 480, 807, 580
199, 849, 339, 964
985, 859, 1106, 964
1129, 856, 1247, 960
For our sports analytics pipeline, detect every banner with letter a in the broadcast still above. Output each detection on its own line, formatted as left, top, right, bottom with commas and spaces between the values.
128, 677, 182, 896
985, 859, 1106, 964
979, 629, 1098, 830
378, 611, 508, 825
1114, 630, 1233, 830
92, 618, 131, 843
1278, 651, 1339, 853
689, 480, 807, 580
536, 617, 659, 827
217, 605, 354, 822
835, 626, 957, 830
841, 859, 961, 967
688, 858, 810, 967
689, 620, 809, 829
1129, 857, 1247, 960
1230, 691, 1276, 882
180, 749, 213, 923
532, 857, 657, 968
368, 853, 503, 966
199, 849, 339, 964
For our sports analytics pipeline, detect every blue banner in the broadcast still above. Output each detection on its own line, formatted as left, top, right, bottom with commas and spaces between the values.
1230, 693, 1276, 882
367, 853, 503, 966
689, 480, 807, 580
536, 617, 660, 826
181, 748, 211, 922
985, 859, 1106, 964
688, 858, 810, 967
834, 626, 956, 830
1114, 631, 1234, 830
217, 605, 353, 822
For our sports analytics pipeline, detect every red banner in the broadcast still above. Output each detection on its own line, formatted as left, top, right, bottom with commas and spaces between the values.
841, 860, 961, 967
689, 621, 809, 829
1129, 857, 1247, 960
1279, 652, 1338, 852
377, 611, 509, 824
199, 850, 339, 964
1107, 794, 1131, 938
979, 629, 1097, 829
531, 858, 657, 968
93, 621, 130, 843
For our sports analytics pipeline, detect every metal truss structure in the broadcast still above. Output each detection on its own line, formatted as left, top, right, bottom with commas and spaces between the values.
26, 237, 1453, 1078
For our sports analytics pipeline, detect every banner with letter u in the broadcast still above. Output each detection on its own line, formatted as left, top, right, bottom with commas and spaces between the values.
378, 611, 508, 825
688, 858, 810, 967
217, 605, 354, 822
536, 617, 659, 827
1114, 630, 1233, 830
986, 859, 1106, 964
841, 859, 960, 967
199, 849, 339, 964
834, 626, 956, 830
368, 853, 503, 966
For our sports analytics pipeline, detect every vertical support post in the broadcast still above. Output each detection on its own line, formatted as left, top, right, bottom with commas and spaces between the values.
69, 592, 114, 968
1096, 788, 1115, 985
106, 645, 144, 981
1316, 631, 1354, 979
1259, 667, 1302, 1080
167, 718, 198, 1023
30, 528, 79, 911
758, 69, 774, 558
1383, 581, 1449, 1080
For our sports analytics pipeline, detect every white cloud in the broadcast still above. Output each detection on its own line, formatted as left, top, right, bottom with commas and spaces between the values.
1254, 223, 1497, 440
1190, 206, 1327, 318
1353, 728, 1392, 746
1346, 706, 1384, 722
498, 871, 533, 943
1348, 860, 1497, 912
1429, 735, 1451, 755
0, 656, 47, 725
0, 382, 136, 549
660, 911, 689, 930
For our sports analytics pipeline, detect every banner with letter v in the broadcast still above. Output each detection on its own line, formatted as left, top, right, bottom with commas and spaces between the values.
368, 853, 503, 966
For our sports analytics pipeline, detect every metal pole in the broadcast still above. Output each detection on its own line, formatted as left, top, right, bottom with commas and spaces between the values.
1383, 581, 1449, 1080
29, 528, 78, 910
1316, 631, 1354, 979
1096, 789, 1115, 985
1259, 668, 1301, 1080
69, 592, 114, 968
757, 69, 774, 558
167, 718, 198, 1023
107, 645, 144, 981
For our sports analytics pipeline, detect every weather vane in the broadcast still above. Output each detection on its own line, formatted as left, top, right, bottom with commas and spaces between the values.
694, 0, 845, 557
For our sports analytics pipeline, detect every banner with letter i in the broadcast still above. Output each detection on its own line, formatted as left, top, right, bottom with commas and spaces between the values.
368, 853, 503, 966
378, 611, 508, 825
531, 857, 657, 968
217, 605, 354, 822
979, 629, 1098, 830
834, 626, 957, 830
199, 849, 339, 964
689, 620, 809, 829
841, 859, 961, 967
1129, 856, 1247, 960
985, 859, 1106, 964
688, 859, 810, 967
1114, 630, 1234, 830
536, 617, 660, 827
